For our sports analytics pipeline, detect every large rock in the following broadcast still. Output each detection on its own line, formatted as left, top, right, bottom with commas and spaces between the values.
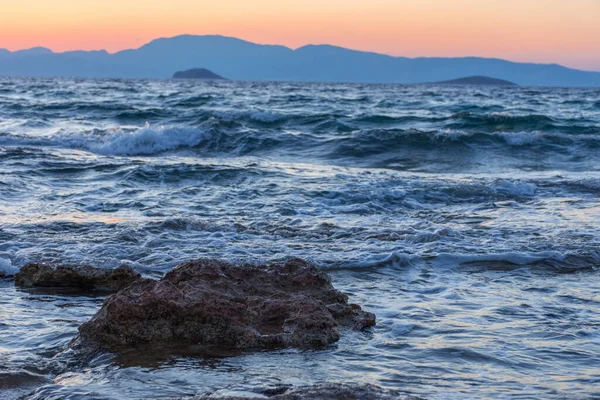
193, 383, 421, 400
77, 258, 375, 352
15, 263, 140, 291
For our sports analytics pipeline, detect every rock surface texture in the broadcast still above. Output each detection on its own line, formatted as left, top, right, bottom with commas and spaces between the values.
194, 383, 422, 400
15, 263, 140, 291
77, 258, 375, 352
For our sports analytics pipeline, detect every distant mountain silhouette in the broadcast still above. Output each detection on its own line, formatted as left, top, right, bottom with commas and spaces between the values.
0, 35, 599, 87
12, 47, 54, 56
433, 76, 517, 86
173, 68, 225, 80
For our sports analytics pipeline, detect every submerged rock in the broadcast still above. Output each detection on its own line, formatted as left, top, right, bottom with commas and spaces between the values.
15, 263, 140, 291
77, 258, 375, 352
195, 383, 421, 399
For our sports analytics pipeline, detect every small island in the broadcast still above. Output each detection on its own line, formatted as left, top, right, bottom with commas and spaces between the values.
172, 68, 226, 80
433, 76, 517, 86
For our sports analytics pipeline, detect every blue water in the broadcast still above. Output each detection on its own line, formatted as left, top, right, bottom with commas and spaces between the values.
0, 77, 599, 399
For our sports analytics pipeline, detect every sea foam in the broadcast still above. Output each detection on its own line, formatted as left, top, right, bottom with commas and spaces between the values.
88, 123, 212, 156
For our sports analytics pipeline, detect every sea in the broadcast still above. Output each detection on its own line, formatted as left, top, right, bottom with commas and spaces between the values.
0, 77, 599, 399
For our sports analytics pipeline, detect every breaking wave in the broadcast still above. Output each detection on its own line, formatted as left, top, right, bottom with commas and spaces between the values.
1, 122, 599, 165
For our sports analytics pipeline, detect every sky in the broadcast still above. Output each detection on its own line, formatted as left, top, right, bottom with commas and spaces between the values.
1, 0, 599, 71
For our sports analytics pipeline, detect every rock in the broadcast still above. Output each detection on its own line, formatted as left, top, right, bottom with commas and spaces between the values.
0, 272, 14, 281
77, 258, 375, 352
193, 383, 422, 400
15, 263, 140, 291
173, 68, 226, 80
433, 75, 517, 86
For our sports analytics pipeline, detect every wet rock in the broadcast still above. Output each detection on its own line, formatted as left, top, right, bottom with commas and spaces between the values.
15, 263, 140, 291
77, 258, 375, 352
194, 383, 421, 399
0, 268, 15, 280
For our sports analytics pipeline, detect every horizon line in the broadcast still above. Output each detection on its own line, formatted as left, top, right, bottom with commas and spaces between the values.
2, 33, 599, 74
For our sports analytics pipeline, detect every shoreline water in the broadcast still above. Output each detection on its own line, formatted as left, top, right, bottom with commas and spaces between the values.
1, 77, 599, 399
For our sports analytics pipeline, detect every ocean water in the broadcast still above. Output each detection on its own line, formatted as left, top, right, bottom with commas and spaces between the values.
0, 77, 599, 399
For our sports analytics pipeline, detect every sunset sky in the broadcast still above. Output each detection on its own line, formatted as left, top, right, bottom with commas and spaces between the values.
1, 0, 599, 71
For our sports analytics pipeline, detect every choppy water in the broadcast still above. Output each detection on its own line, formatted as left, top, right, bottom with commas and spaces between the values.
0, 77, 599, 399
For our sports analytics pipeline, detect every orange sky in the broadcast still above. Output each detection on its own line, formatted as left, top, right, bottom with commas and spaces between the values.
1, 0, 599, 71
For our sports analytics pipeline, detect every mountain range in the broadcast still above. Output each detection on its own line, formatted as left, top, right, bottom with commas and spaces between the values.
1, 35, 599, 87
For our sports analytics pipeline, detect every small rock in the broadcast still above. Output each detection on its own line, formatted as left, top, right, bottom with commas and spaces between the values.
0, 268, 14, 280
173, 68, 226, 80
194, 383, 421, 399
15, 263, 140, 291
77, 258, 375, 352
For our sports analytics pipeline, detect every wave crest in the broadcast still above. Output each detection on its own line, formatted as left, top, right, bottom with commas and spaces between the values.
89, 123, 211, 155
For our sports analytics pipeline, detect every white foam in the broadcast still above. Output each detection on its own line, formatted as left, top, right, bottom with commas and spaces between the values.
499, 131, 541, 146
492, 179, 537, 197
0, 123, 214, 156
0, 257, 17, 275
381, 188, 407, 199
87, 124, 212, 156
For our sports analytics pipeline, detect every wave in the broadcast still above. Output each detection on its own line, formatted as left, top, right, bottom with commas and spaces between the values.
1, 113, 600, 166
88, 124, 211, 155
0, 257, 18, 275
326, 128, 600, 162
351, 250, 600, 273
203, 111, 600, 134
3, 247, 596, 276
5, 87, 600, 137
2, 125, 600, 160
213, 110, 287, 124
447, 113, 557, 131
170, 94, 217, 107
0, 124, 211, 156
491, 180, 537, 197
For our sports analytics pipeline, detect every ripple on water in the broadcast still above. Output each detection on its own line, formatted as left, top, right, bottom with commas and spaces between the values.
0, 78, 599, 399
